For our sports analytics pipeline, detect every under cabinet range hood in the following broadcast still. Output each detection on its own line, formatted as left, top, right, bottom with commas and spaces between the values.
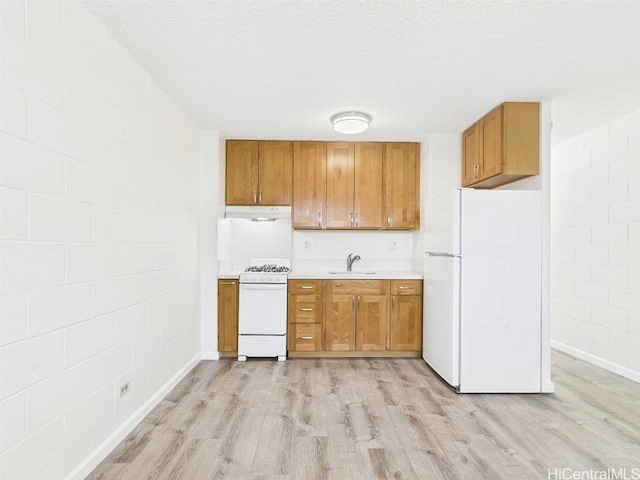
224, 206, 292, 221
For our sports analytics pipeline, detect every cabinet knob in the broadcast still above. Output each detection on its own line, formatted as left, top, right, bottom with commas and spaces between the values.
298, 307, 314, 311
387, 214, 391, 226
299, 336, 313, 340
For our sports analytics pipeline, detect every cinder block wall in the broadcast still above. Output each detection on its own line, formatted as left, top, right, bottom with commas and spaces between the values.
551, 108, 640, 381
0, 2, 201, 479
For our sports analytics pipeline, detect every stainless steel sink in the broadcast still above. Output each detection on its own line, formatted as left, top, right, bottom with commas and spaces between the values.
328, 271, 376, 275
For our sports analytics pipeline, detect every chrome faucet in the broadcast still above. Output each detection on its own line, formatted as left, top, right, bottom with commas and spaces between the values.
346, 253, 361, 271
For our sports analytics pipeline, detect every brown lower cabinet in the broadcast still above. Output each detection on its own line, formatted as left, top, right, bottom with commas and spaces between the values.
288, 280, 324, 351
326, 280, 388, 351
389, 280, 423, 351
219, 278, 422, 357
288, 279, 422, 357
217, 279, 238, 354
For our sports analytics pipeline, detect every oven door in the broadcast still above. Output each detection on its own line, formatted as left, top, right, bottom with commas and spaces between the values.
238, 283, 287, 335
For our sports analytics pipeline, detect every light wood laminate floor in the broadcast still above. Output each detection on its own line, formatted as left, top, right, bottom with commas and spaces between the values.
87, 351, 640, 480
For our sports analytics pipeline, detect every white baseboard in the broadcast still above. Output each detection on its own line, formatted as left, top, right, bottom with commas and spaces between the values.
201, 350, 220, 360
552, 341, 640, 383
64, 353, 202, 480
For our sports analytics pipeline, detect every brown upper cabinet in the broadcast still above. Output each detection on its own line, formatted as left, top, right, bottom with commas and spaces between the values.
229, 139, 420, 230
292, 142, 327, 228
226, 140, 292, 205
384, 143, 420, 229
462, 102, 540, 189
324, 142, 354, 228
325, 142, 384, 229
324, 142, 383, 229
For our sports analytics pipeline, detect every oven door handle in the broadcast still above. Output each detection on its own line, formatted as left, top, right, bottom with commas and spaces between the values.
240, 283, 287, 290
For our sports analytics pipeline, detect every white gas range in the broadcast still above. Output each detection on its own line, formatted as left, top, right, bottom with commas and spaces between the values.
237, 258, 291, 362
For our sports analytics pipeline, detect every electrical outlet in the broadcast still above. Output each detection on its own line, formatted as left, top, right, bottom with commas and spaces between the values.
119, 381, 130, 397
388, 241, 397, 251
304, 240, 311, 252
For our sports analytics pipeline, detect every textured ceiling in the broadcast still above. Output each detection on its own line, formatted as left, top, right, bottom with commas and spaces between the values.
81, 0, 640, 143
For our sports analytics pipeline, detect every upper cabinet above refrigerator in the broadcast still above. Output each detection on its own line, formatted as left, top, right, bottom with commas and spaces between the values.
462, 102, 540, 189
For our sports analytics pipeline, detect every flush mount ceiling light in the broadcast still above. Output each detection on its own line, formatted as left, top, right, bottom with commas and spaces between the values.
330, 111, 371, 134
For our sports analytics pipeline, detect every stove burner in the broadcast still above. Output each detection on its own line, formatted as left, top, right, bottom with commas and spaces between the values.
244, 264, 291, 273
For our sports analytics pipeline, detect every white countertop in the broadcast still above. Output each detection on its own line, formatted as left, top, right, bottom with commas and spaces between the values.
218, 271, 423, 280
218, 271, 241, 279
288, 270, 423, 280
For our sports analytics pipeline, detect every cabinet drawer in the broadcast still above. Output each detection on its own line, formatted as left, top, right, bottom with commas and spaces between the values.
289, 280, 324, 294
288, 295, 324, 323
390, 280, 423, 295
289, 324, 323, 351
326, 279, 387, 295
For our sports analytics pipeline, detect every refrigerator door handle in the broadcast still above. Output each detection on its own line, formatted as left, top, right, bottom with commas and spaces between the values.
425, 251, 461, 258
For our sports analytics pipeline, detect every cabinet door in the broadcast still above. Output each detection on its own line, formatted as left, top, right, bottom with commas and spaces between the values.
217, 280, 238, 352
389, 295, 422, 351
356, 295, 387, 351
325, 142, 355, 228
384, 143, 418, 229
226, 140, 258, 205
258, 141, 292, 205
293, 142, 326, 228
325, 294, 356, 351
479, 106, 503, 181
354, 143, 383, 229
462, 125, 479, 187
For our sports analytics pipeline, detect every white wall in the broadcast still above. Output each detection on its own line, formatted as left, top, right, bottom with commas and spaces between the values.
551, 107, 640, 382
199, 131, 223, 359
0, 2, 202, 479
423, 133, 462, 198
222, 218, 293, 271
292, 230, 415, 272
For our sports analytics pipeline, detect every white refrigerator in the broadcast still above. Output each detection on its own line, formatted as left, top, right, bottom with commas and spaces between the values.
423, 188, 545, 393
